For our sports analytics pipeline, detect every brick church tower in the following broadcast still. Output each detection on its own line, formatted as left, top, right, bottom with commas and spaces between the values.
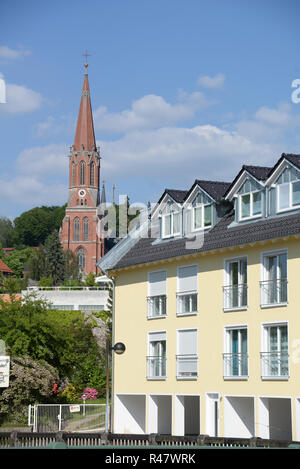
60, 63, 104, 276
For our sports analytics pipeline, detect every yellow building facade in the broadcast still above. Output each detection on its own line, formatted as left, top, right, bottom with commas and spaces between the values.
100, 153, 300, 441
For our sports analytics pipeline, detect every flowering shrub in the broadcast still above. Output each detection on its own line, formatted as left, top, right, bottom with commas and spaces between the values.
0, 356, 58, 424
60, 381, 78, 403
80, 387, 98, 400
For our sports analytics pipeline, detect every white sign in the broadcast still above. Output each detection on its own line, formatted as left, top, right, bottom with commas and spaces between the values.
0, 356, 10, 388
69, 405, 80, 413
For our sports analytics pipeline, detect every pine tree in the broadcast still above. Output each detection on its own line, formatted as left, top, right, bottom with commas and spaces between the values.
44, 230, 65, 286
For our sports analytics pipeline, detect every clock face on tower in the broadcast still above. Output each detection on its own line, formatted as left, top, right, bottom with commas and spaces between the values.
78, 189, 86, 198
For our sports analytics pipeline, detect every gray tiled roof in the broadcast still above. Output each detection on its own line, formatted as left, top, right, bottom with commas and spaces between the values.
242, 165, 272, 181
113, 211, 300, 270
191, 180, 231, 201
107, 153, 300, 271
164, 189, 188, 203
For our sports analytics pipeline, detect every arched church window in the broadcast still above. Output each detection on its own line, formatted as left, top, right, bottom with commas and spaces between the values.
83, 217, 89, 241
90, 162, 95, 186
78, 248, 86, 270
72, 163, 76, 186
74, 217, 80, 241
80, 161, 85, 185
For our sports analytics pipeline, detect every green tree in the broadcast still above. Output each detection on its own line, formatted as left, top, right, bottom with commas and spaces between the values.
26, 246, 46, 281
85, 272, 96, 287
44, 231, 65, 286
12, 205, 66, 247
4, 247, 35, 277
0, 217, 14, 248
0, 294, 102, 387
63, 249, 80, 283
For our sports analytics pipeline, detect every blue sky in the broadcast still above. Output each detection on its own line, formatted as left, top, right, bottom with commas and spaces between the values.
1, 0, 300, 219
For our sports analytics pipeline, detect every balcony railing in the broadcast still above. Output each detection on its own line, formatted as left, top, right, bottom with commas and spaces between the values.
176, 354, 198, 379
176, 292, 197, 316
147, 295, 167, 318
260, 351, 289, 378
260, 279, 288, 306
223, 284, 248, 310
146, 356, 166, 379
223, 353, 248, 378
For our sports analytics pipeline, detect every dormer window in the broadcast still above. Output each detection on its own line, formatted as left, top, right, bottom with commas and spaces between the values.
238, 179, 262, 220
162, 211, 180, 238
276, 168, 300, 212
240, 191, 261, 219
191, 192, 212, 231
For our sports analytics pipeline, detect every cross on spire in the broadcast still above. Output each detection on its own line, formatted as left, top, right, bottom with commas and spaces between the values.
82, 49, 91, 68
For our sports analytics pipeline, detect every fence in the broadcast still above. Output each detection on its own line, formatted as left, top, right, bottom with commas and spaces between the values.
29, 404, 106, 433
0, 431, 299, 449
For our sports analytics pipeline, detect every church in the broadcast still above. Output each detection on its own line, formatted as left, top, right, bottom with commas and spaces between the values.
60, 62, 107, 276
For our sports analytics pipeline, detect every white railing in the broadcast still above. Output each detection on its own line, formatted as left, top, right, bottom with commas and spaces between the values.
26, 286, 107, 292
147, 356, 166, 379
223, 353, 248, 378
260, 351, 289, 378
223, 284, 248, 310
260, 279, 288, 306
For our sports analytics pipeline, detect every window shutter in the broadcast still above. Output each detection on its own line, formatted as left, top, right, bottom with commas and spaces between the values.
149, 271, 166, 296
178, 265, 198, 292
178, 329, 197, 355
149, 331, 166, 342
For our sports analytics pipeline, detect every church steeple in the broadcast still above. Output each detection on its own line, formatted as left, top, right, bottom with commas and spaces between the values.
60, 60, 104, 275
73, 63, 96, 152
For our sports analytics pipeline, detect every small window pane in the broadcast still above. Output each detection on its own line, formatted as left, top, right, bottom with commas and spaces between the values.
253, 191, 262, 215
164, 214, 171, 236
241, 194, 250, 218
173, 212, 180, 234
194, 206, 202, 229
292, 181, 300, 206
279, 184, 290, 210
204, 205, 212, 226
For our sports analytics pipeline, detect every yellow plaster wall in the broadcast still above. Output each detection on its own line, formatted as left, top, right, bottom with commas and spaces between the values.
112, 237, 300, 437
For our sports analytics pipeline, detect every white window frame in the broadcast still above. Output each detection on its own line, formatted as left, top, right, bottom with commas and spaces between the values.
261, 321, 289, 380
176, 328, 198, 380
147, 330, 167, 380
147, 270, 167, 319
176, 264, 198, 316
260, 249, 288, 308
223, 256, 248, 311
191, 202, 212, 232
276, 180, 300, 213
223, 325, 248, 380
162, 211, 181, 239
239, 190, 262, 221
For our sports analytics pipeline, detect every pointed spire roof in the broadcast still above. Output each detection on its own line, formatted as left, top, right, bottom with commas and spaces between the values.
73, 64, 96, 152
101, 180, 106, 205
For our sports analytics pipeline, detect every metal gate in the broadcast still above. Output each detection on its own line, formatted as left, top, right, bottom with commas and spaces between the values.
28, 404, 106, 433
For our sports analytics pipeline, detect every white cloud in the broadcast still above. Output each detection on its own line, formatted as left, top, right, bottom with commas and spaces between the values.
0, 83, 43, 114
99, 124, 278, 186
197, 73, 225, 89
0, 46, 31, 59
0, 175, 66, 207
235, 103, 300, 143
255, 103, 293, 126
93, 91, 212, 133
16, 144, 68, 177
